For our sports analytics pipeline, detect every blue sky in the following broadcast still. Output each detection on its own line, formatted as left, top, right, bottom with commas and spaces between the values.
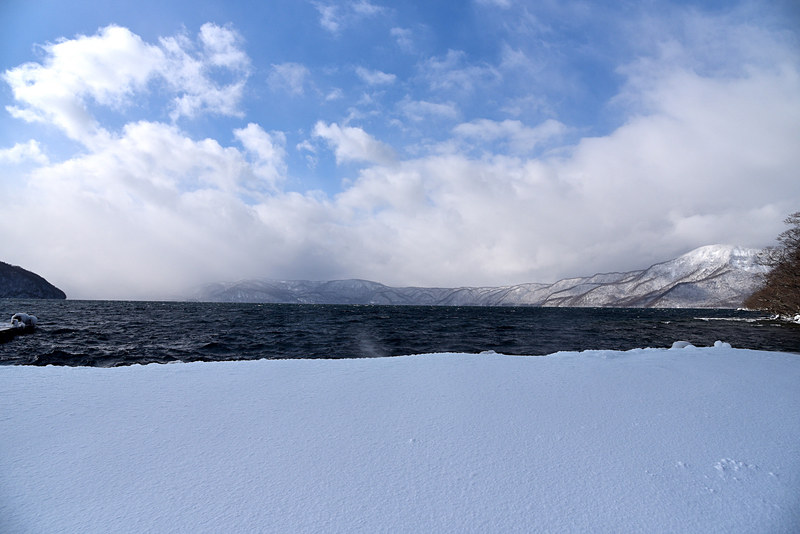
1, 0, 799, 299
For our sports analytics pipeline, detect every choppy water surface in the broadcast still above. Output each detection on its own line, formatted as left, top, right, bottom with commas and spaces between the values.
1, 299, 797, 366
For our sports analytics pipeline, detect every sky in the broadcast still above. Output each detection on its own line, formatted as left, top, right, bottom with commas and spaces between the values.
1, 0, 799, 300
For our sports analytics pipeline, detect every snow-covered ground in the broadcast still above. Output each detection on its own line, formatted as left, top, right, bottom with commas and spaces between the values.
2, 344, 799, 533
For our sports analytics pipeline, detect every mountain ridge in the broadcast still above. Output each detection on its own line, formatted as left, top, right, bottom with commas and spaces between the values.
0, 262, 67, 299
192, 244, 767, 308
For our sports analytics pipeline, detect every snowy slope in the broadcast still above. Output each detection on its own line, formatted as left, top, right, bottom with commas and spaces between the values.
538, 245, 767, 307
1, 345, 798, 533
193, 245, 766, 307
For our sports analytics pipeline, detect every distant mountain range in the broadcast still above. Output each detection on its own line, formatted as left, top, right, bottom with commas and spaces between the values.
193, 244, 767, 308
0, 262, 66, 299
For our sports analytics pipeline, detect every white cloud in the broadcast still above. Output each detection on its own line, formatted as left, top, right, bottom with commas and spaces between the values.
268, 63, 311, 96
564, 67, 800, 220
355, 66, 396, 85
308, 56, 799, 286
3, 25, 163, 142
0, 140, 48, 165
499, 94, 553, 118
313, 1, 386, 34
89, 121, 255, 196
234, 123, 288, 190
169, 80, 246, 121
296, 139, 318, 168
313, 3, 341, 33
351, 0, 383, 16
325, 88, 344, 101
313, 121, 395, 165
198, 22, 249, 69
421, 50, 501, 94
159, 24, 249, 120
475, 0, 512, 8
390, 27, 413, 51
400, 99, 460, 122
2, 24, 249, 143
453, 118, 567, 153
2, 121, 285, 298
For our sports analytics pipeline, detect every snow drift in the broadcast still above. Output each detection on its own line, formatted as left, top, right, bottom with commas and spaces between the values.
1, 345, 799, 533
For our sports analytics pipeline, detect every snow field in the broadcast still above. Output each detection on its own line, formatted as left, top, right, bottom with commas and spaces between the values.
1, 344, 799, 533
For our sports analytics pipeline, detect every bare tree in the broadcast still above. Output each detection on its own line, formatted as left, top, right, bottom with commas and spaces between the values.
744, 212, 800, 317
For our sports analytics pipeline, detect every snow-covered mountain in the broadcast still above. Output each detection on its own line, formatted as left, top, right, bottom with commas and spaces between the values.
192, 245, 767, 308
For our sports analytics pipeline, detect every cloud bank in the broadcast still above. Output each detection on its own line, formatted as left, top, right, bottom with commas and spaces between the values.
1, 8, 799, 300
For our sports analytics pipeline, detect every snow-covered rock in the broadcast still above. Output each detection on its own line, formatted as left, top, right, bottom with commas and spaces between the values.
0, 312, 38, 343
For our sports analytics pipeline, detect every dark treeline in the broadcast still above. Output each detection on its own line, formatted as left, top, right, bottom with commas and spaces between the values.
744, 212, 800, 317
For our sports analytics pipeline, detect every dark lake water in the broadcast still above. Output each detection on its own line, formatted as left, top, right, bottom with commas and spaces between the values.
1, 299, 798, 366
